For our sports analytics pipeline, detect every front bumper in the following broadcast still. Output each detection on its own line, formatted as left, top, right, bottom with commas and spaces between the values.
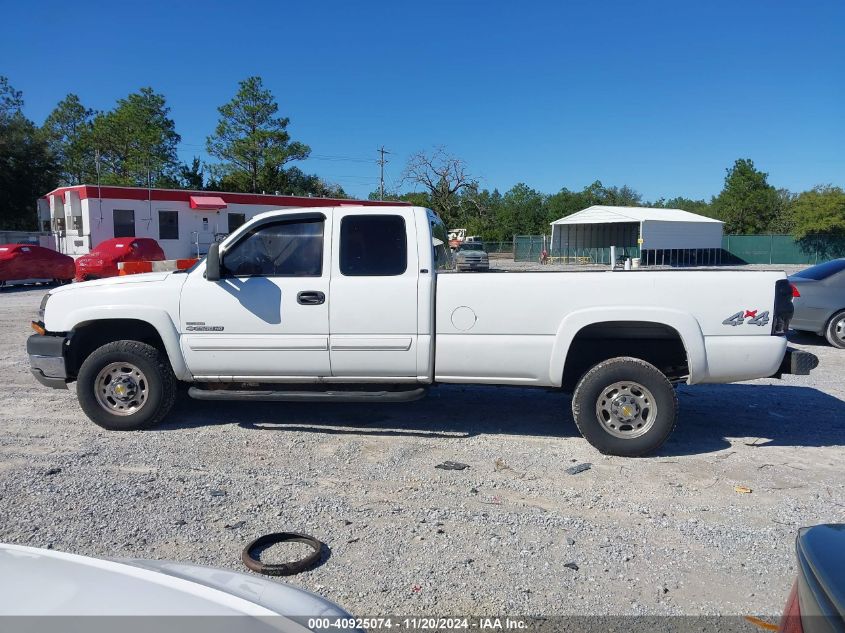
774, 347, 819, 378
27, 330, 69, 389
456, 261, 490, 271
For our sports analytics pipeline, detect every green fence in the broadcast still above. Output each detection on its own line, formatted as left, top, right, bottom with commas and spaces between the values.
722, 234, 845, 265
483, 241, 513, 255
512, 234, 845, 265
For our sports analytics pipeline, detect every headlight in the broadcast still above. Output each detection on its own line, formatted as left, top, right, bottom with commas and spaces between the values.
38, 293, 50, 320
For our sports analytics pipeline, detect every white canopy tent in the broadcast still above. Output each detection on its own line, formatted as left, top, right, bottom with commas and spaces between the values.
549, 205, 724, 265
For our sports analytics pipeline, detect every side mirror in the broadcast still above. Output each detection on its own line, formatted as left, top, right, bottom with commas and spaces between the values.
205, 243, 221, 281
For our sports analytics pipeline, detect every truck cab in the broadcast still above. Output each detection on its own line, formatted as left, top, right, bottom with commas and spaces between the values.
180, 206, 445, 382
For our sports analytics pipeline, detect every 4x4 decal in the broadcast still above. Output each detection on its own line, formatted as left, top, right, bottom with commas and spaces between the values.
723, 310, 770, 327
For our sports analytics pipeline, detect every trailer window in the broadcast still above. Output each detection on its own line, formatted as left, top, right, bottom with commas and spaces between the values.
222, 218, 323, 277
113, 209, 135, 238
340, 215, 407, 276
158, 211, 179, 240
228, 213, 246, 233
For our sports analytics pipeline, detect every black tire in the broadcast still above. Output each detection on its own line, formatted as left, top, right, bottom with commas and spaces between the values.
571, 357, 678, 457
76, 340, 177, 431
824, 310, 845, 349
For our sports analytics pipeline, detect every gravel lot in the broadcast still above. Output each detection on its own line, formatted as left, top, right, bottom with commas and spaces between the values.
1, 278, 844, 618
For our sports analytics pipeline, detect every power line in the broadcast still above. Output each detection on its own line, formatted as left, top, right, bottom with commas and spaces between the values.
176, 142, 377, 164
310, 154, 377, 164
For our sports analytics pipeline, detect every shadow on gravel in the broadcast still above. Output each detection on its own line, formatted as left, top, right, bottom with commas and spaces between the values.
160, 381, 845, 456
787, 330, 831, 348
662, 383, 845, 456
160, 384, 578, 440
0, 283, 55, 294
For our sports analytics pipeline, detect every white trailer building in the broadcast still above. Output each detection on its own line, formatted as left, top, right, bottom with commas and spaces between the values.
549, 205, 724, 266
37, 185, 403, 259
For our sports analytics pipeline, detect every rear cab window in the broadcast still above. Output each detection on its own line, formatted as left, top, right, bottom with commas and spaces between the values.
339, 215, 407, 276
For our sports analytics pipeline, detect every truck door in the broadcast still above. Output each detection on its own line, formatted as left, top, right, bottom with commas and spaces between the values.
179, 212, 332, 379
329, 209, 419, 378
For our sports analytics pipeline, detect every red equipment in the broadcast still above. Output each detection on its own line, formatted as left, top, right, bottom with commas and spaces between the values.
0, 244, 74, 285
75, 238, 166, 282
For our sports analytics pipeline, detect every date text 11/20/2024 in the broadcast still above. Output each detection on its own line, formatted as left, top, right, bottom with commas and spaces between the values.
306, 617, 529, 630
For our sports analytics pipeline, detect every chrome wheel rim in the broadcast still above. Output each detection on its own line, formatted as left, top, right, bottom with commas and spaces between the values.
595, 381, 658, 439
835, 318, 845, 344
94, 362, 149, 416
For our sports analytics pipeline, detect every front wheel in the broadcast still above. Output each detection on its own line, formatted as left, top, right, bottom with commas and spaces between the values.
77, 340, 177, 431
824, 310, 845, 349
571, 357, 678, 457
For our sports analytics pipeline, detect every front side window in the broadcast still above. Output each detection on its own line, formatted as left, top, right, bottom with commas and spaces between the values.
158, 211, 179, 240
113, 209, 135, 238
340, 215, 407, 276
222, 219, 324, 277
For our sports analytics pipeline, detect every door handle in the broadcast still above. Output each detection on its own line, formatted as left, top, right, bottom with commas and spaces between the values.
297, 291, 325, 305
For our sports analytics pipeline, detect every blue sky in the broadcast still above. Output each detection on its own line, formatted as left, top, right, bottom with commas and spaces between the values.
3, 0, 843, 201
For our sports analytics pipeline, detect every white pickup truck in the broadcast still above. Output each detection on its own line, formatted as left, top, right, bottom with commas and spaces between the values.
27, 205, 817, 456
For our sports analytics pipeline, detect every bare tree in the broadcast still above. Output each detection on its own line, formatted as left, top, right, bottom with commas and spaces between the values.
402, 147, 477, 223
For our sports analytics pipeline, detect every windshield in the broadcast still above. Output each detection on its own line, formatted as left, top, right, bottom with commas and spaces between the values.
459, 243, 484, 251
792, 258, 845, 280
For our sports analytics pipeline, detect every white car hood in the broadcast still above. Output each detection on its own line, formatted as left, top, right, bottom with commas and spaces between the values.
51, 272, 175, 293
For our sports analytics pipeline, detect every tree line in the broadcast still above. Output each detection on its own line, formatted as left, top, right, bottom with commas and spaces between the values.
381, 149, 845, 244
2, 74, 843, 242
0, 75, 344, 230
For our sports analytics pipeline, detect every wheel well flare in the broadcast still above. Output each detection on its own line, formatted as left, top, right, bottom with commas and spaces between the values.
66, 319, 166, 377
562, 321, 689, 390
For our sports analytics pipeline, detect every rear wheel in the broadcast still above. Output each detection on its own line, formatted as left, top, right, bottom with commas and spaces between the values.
824, 310, 845, 349
571, 357, 678, 457
77, 340, 176, 430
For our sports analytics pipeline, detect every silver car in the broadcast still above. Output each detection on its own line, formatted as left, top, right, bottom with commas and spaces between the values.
454, 242, 489, 271
789, 258, 845, 348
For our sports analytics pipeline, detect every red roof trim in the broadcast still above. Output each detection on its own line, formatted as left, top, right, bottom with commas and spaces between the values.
40, 185, 408, 208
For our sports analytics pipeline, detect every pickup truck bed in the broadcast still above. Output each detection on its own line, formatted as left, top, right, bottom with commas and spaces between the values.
435, 269, 789, 387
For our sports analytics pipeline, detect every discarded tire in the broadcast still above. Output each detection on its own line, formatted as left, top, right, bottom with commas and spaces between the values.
241, 532, 324, 576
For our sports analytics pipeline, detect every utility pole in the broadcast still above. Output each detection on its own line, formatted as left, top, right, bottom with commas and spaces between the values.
377, 146, 391, 200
